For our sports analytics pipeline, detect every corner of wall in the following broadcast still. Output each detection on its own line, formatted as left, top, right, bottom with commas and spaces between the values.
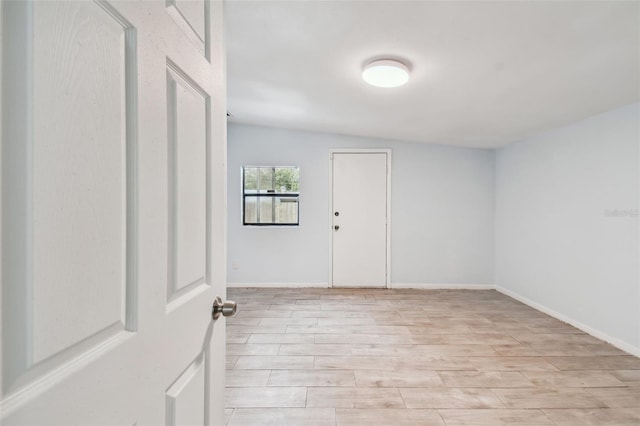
496, 286, 640, 357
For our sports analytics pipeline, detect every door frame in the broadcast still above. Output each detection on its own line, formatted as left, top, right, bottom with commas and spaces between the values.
328, 148, 392, 288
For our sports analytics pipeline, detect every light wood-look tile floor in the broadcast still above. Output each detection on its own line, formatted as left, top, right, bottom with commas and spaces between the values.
225, 288, 640, 425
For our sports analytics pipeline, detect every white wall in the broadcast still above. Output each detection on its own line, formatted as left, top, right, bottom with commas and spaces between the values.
495, 102, 640, 355
227, 124, 495, 286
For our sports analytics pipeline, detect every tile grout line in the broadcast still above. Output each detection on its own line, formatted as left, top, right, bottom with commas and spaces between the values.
396, 386, 408, 409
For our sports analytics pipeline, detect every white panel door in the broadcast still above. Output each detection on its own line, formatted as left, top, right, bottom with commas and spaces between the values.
331, 152, 389, 287
0, 1, 228, 425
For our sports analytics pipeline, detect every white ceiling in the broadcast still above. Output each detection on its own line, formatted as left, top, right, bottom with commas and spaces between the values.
225, 0, 640, 148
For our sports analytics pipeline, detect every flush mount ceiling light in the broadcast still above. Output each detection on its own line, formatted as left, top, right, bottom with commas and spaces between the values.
362, 59, 410, 88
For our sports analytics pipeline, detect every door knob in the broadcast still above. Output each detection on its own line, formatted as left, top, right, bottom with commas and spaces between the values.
212, 296, 237, 320
334, 225, 340, 230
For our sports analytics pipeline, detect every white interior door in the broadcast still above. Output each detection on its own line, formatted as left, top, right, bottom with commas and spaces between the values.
331, 151, 390, 288
0, 1, 228, 424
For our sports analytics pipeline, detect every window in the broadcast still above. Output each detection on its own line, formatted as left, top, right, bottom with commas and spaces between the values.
242, 166, 299, 226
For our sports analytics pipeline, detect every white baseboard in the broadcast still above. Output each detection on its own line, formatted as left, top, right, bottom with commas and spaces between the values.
228, 283, 493, 290
496, 286, 640, 358
390, 283, 495, 290
227, 282, 329, 288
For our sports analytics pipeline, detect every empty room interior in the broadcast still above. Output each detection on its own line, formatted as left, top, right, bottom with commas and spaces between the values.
223, 1, 640, 425
0, 0, 638, 425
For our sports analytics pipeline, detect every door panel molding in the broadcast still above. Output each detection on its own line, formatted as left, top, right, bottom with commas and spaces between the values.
165, 352, 207, 426
165, 0, 209, 60
166, 59, 211, 308
1, 0, 139, 403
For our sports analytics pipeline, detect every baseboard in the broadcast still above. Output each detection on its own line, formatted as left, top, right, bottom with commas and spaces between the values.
227, 282, 329, 288
390, 283, 495, 290
496, 286, 640, 358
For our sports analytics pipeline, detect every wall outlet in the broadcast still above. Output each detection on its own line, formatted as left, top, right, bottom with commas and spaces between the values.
232, 261, 239, 270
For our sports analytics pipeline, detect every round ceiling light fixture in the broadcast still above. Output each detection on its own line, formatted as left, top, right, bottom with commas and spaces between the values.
362, 59, 410, 88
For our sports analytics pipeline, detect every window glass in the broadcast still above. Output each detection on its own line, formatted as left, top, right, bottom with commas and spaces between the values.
259, 197, 274, 223
244, 197, 258, 224
259, 168, 273, 192
243, 167, 258, 192
275, 197, 298, 224
275, 167, 299, 192
242, 166, 299, 226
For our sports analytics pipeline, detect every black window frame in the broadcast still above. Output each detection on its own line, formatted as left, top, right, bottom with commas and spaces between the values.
242, 166, 300, 226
